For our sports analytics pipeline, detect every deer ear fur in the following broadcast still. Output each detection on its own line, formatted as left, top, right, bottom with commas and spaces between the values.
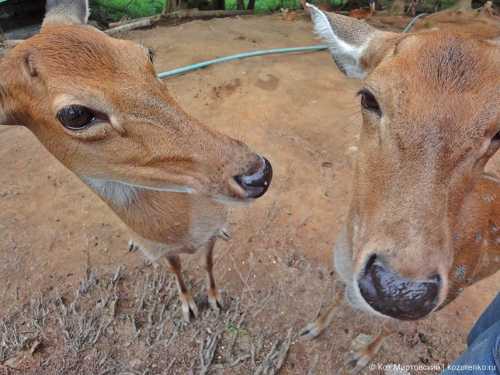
42, 0, 90, 29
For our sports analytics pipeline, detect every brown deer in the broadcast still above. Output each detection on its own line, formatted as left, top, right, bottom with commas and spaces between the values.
348, 0, 376, 20
0, 0, 272, 322
300, 3, 499, 372
411, 1, 500, 39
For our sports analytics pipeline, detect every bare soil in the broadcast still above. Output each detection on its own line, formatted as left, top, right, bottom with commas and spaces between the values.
0, 13, 499, 375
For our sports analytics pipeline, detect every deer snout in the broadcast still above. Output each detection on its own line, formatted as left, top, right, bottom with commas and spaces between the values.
357, 255, 442, 320
233, 157, 272, 199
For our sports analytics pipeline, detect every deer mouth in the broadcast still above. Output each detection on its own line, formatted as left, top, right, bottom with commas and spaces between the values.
357, 256, 441, 320
228, 157, 273, 201
344, 251, 451, 321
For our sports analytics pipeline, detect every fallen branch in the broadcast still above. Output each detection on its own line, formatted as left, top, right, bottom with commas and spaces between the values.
106, 16, 161, 35
199, 331, 221, 375
254, 328, 293, 375
105, 9, 253, 35
165, 9, 253, 19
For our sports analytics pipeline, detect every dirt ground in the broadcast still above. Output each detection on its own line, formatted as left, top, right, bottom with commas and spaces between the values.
0, 13, 499, 375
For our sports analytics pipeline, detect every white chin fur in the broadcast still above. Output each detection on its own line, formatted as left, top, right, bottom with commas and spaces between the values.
82, 177, 194, 206
347, 275, 390, 318
333, 225, 390, 318
213, 195, 252, 206
334, 227, 443, 319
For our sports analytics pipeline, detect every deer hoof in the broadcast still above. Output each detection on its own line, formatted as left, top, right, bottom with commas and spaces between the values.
128, 240, 138, 252
208, 288, 224, 313
345, 334, 380, 374
218, 229, 231, 241
180, 293, 199, 323
299, 321, 323, 340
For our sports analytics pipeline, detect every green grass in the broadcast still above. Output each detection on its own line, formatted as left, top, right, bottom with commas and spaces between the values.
90, 0, 166, 21
89, 0, 345, 20
89, 0, 464, 22
224, 0, 346, 12
225, 0, 299, 11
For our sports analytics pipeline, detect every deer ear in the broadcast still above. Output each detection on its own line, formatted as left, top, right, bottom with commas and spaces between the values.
0, 49, 36, 126
0, 84, 16, 126
42, 0, 90, 28
0, 93, 8, 125
306, 3, 399, 78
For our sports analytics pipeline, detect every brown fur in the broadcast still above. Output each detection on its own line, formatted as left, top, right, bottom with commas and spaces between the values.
351, 32, 499, 297
303, 3, 499, 369
0, 7, 267, 321
412, 7, 500, 39
1, 25, 260, 196
306, 5, 500, 315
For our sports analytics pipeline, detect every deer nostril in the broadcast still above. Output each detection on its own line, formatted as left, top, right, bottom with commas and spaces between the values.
358, 255, 441, 320
233, 157, 272, 199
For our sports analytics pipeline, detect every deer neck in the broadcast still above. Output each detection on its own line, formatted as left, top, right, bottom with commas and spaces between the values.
444, 172, 500, 305
80, 177, 192, 244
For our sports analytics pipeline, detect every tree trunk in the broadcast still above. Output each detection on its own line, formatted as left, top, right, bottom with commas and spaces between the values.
236, 0, 245, 10
450, 0, 472, 10
247, 0, 256, 10
390, 0, 405, 15
214, 0, 226, 10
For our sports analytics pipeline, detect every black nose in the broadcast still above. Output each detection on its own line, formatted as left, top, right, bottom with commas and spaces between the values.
358, 255, 441, 320
234, 157, 272, 199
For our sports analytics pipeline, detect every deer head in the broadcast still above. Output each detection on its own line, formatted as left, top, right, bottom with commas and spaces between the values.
307, 4, 500, 320
0, 0, 272, 203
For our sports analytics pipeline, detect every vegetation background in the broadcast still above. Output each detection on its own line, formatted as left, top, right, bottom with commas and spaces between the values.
89, 0, 375, 20
90, 0, 497, 21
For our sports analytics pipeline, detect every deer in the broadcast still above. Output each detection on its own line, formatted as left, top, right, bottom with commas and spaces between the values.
348, 0, 376, 20
411, 0, 500, 39
0, 0, 272, 322
300, 3, 500, 372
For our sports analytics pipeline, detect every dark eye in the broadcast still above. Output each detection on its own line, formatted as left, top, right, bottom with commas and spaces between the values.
148, 48, 155, 63
493, 131, 500, 143
57, 105, 95, 130
358, 89, 381, 116
487, 130, 500, 154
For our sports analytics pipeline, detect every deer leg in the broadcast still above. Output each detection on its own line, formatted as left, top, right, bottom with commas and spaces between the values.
300, 303, 336, 339
128, 240, 139, 252
205, 237, 223, 313
165, 255, 199, 322
299, 282, 344, 339
345, 325, 394, 374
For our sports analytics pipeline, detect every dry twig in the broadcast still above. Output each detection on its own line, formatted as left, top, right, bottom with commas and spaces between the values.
254, 328, 293, 375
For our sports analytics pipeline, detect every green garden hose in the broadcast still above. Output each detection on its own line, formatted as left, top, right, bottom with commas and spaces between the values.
157, 45, 329, 79
157, 14, 425, 79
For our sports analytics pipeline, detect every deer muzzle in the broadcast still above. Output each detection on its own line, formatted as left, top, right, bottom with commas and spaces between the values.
233, 157, 273, 199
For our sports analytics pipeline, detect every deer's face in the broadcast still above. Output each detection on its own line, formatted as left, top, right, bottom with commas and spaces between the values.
0, 16, 271, 202
348, 34, 500, 319
307, 4, 499, 320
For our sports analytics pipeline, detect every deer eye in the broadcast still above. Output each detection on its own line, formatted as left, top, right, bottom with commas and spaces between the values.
487, 130, 500, 155
491, 130, 500, 148
493, 131, 500, 143
358, 89, 381, 117
57, 105, 96, 130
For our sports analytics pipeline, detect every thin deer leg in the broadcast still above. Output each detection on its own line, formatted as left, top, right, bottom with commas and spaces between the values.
165, 255, 198, 322
345, 324, 394, 374
300, 282, 344, 339
205, 237, 223, 313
